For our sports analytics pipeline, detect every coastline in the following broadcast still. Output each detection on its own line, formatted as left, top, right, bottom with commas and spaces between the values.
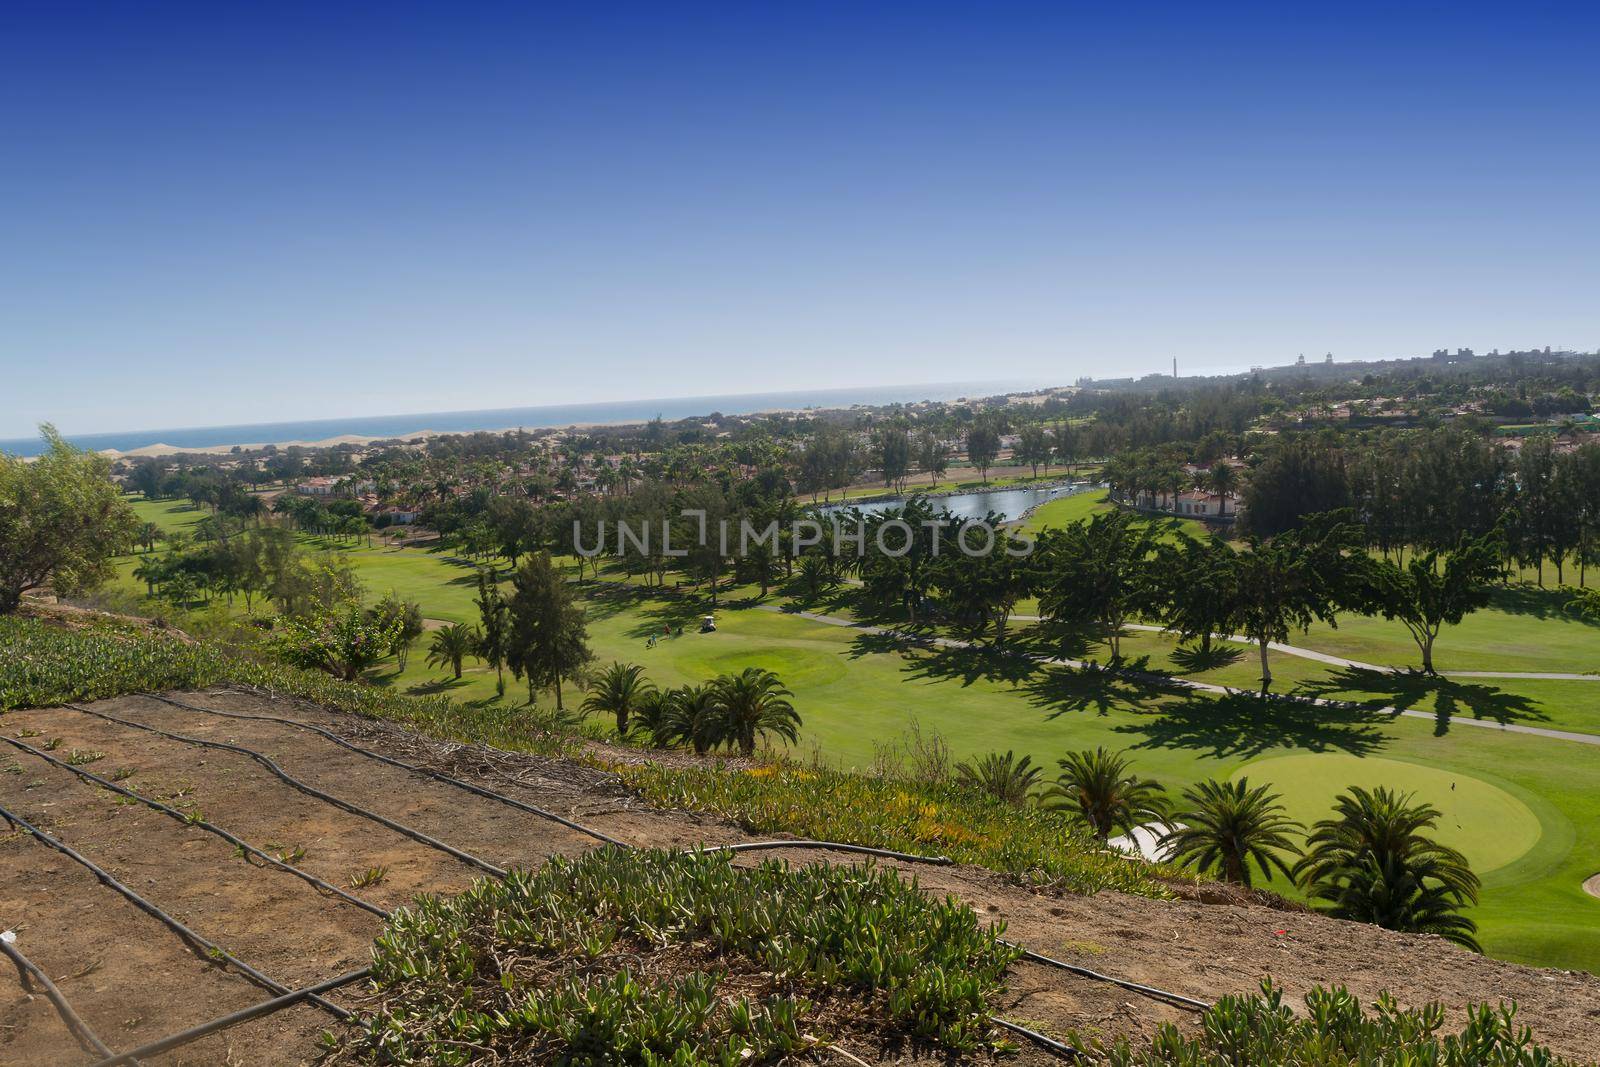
8, 379, 1035, 459
93, 407, 791, 458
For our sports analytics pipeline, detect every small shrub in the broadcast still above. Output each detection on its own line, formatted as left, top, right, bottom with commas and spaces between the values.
1089, 980, 1578, 1066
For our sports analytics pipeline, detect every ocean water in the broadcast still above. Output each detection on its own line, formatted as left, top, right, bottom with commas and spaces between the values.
3, 380, 1034, 457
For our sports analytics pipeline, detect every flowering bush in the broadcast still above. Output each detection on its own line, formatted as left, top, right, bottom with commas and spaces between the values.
275, 598, 403, 681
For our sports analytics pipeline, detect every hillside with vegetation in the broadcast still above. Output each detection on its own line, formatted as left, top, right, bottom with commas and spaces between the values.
5, 356, 1600, 1061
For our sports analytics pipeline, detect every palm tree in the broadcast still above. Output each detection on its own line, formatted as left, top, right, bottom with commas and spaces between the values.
796, 552, 836, 600
581, 662, 657, 738
1160, 778, 1302, 887
133, 553, 168, 596
1041, 748, 1165, 841
1293, 785, 1481, 951
662, 683, 720, 754
238, 494, 268, 525
706, 668, 800, 757
426, 623, 477, 680
954, 751, 1043, 806
627, 688, 678, 748
1205, 461, 1238, 518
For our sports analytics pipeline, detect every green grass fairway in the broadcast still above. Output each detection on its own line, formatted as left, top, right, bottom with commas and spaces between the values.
1017, 487, 1113, 533
296, 538, 492, 624
126, 494, 208, 535
1291, 587, 1598, 675
1017, 488, 1210, 540
1233, 753, 1543, 875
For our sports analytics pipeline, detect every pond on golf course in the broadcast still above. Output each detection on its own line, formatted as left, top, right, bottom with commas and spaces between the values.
822, 481, 1096, 523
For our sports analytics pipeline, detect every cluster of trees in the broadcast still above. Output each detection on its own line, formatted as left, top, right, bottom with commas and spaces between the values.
583, 662, 801, 756
420, 485, 1508, 690
1039, 511, 1502, 683
414, 560, 800, 757
806, 505, 1500, 686
953, 747, 1481, 949
1241, 431, 1600, 587
271, 494, 373, 541
1102, 446, 1239, 516
129, 527, 381, 615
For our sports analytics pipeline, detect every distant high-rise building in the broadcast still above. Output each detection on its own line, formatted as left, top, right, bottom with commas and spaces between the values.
1324, 352, 1333, 364
1296, 353, 1306, 366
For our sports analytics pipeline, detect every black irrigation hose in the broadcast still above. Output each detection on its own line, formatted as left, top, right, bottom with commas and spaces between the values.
139, 691, 633, 849
1, 931, 125, 1060
62, 703, 508, 878
990, 1016, 1083, 1059
0, 799, 350, 1020
83, 966, 373, 1067
1002, 942, 1212, 1013
0, 733, 390, 920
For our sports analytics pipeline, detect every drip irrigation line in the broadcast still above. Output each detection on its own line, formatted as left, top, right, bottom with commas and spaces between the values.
0, 799, 349, 1020
138, 691, 631, 848
989, 1016, 1083, 1059
139, 693, 1206, 1012
0, 733, 390, 920
32, 691, 1209, 1058
145, 694, 958, 868
1, 930, 125, 1061
62, 703, 507, 878
83, 967, 373, 1067
1003, 942, 1212, 1013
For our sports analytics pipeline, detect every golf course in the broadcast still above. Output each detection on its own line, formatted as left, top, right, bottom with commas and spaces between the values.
115, 494, 1600, 972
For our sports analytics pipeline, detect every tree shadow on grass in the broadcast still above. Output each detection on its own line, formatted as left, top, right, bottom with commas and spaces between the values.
406, 677, 474, 695
1171, 643, 1246, 673
1489, 585, 1599, 624
415, 543, 489, 568
891, 638, 1049, 689
367, 667, 472, 695
621, 595, 707, 640
1114, 690, 1391, 760
1290, 667, 1547, 737
845, 627, 939, 659
1022, 659, 1189, 718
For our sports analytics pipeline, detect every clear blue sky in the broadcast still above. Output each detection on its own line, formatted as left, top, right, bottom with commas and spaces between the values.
3, 2, 1597, 438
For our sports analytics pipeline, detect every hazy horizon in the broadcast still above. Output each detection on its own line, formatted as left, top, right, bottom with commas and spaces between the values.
0, 378, 1053, 455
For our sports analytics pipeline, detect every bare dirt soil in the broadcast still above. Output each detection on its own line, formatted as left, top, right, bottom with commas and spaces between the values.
3, 689, 1597, 1065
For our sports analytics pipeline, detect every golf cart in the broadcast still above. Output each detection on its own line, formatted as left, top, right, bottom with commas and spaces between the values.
699, 614, 716, 633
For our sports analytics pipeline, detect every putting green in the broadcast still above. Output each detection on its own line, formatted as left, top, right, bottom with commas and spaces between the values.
1233, 754, 1542, 875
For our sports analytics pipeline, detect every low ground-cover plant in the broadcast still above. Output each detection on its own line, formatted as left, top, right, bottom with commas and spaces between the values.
1088, 980, 1577, 1066
0, 615, 578, 757
618, 760, 1169, 897
336, 847, 1021, 1065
